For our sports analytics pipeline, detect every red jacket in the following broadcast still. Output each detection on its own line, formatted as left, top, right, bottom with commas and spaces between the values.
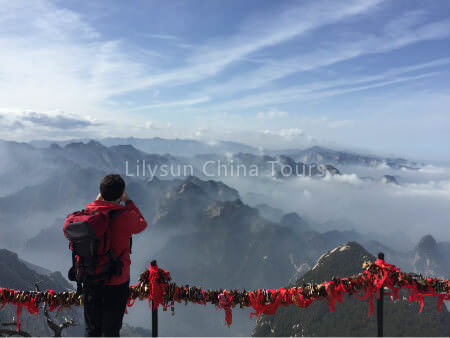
85, 199, 147, 285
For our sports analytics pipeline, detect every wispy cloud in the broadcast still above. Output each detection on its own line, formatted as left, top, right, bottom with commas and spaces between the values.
142, 33, 179, 40
123, 0, 383, 90
257, 109, 288, 119
128, 97, 210, 111
201, 59, 447, 111
203, 16, 450, 97
0, 0, 417, 110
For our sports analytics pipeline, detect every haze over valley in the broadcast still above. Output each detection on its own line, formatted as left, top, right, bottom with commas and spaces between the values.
1, 0, 449, 335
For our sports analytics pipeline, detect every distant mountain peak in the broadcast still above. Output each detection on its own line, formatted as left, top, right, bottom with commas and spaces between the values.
202, 199, 259, 228
179, 176, 240, 201
416, 234, 437, 252
309, 241, 372, 276
380, 175, 399, 185
0, 248, 19, 261
177, 180, 206, 196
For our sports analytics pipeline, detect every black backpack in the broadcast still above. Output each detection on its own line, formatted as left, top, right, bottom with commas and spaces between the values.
63, 209, 125, 290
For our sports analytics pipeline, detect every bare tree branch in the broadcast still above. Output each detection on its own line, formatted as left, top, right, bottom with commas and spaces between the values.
43, 305, 77, 337
2, 282, 77, 337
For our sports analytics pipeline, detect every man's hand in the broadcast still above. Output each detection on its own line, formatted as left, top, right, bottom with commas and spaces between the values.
96, 193, 103, 201
120, 191, 130, 203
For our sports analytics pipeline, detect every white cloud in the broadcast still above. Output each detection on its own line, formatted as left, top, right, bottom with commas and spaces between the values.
392, 180, 450, 199
257, 109, 289, 119
144, 120, 173, 130
418, 165, 450, 175
263, 128, 304, 138
323, 173, 363, 185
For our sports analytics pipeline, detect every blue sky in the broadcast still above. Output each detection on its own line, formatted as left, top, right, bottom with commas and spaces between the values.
0, 0, 449, 160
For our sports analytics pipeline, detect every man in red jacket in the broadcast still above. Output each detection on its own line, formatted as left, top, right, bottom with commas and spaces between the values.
83, 174, 147, 336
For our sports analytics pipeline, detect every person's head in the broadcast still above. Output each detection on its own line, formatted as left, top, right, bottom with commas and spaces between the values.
100, 174, 125, 202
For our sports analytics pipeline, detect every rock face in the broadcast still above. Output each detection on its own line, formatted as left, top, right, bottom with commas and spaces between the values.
153, 196, 376, 292
252, 242, 449, 337
153, 198, 301, 289
413, 235, 450, 278
152, 176, 240, 228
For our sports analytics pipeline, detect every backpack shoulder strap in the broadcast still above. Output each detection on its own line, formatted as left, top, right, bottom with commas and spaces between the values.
107, 209, 125, 221
106, 209, 133, 254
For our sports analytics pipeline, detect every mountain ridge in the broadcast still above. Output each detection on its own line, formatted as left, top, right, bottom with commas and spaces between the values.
23, 138, 424, 168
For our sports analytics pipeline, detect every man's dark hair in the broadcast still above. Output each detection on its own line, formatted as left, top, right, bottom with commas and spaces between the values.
100, 174, 125, 201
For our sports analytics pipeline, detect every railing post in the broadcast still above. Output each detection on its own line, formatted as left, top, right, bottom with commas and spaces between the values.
152, 300, 158, 337
377, 252, 384, 337
151, 260, 158, 337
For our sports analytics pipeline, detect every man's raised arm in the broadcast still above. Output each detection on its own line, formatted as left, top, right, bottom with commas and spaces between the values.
121, 192, 147, 234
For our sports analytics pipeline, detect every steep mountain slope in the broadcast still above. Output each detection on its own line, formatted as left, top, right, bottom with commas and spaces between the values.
152, 176, 239, 228
153, 196, 365, 290
252, 242, 449, 337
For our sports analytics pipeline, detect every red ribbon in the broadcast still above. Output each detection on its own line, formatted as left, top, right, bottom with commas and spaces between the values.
218, 291, 233, 327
